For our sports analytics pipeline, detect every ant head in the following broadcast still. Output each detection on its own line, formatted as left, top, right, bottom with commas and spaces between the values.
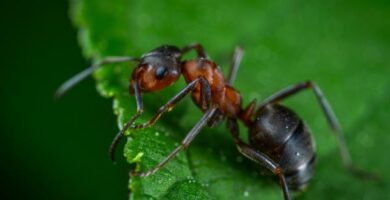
131, 45, 182, 93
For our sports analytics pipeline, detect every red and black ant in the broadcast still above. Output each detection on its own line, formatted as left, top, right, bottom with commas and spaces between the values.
56, 44, 374, 200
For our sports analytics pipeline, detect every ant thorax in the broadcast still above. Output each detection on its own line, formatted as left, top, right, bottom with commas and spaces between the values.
182, 58, 242, 117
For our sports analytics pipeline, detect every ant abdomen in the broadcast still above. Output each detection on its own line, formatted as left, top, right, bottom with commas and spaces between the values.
249, 104, 316, 190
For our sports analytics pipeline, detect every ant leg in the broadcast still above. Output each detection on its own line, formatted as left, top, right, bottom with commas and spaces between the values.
109, 81, 144, 162
226, 46, 244, 85
180, 43, 207, 58
227, 118, 291, 200
131, 107, 218, 177
206, 109, 224, 127
132, 76, 212, 130
55, 56, 139, 99
111, 76, 211, 161
239, 100, 257, 126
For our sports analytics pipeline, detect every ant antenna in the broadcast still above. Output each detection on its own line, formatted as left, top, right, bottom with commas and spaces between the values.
54, 56, 139, 99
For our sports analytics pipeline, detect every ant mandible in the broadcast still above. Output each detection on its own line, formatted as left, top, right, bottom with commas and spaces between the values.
56, 43, 367, 200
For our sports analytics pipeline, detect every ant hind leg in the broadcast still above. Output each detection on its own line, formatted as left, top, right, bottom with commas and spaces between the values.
227, 118, 291, 200
258, 81, 377, 180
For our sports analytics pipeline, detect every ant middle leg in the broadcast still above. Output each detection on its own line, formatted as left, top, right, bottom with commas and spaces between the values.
208, 44, 245, 128
227, 118, 291, 200
128, 77, 215, 177
131, 107, 218, 177
55, 56, 139, 99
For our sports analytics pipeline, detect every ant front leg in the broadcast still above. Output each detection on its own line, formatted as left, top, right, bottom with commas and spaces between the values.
55, 56, 139, 98
109, 80, 144, 161
132, 76, 212, 130
110, 77, 211, 161
227, 118, 291, 200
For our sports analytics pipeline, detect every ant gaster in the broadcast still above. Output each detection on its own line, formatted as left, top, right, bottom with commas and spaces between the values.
56, 43, 372, 200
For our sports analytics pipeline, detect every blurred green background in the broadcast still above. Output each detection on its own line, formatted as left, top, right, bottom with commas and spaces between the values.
1, 0, 389, 200
0, 0, 128, 199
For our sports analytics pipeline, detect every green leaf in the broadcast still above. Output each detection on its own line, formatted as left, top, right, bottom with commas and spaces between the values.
70, 0, 390, 199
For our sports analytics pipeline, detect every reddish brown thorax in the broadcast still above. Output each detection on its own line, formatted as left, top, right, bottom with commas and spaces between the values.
182, 58, 243, 117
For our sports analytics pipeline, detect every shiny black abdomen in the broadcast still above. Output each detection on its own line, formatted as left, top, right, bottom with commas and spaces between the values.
249, 104, 316, 190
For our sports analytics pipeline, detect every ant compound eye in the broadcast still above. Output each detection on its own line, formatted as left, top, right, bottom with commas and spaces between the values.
155, 66, 168, 80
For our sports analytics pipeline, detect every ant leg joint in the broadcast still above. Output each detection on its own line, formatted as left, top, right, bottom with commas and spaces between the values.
181, 143, 190, 149
273, 167, 283, 175
137, 109, 144, 114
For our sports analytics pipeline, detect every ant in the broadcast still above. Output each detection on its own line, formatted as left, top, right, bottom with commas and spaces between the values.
56, 43, 374, 200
